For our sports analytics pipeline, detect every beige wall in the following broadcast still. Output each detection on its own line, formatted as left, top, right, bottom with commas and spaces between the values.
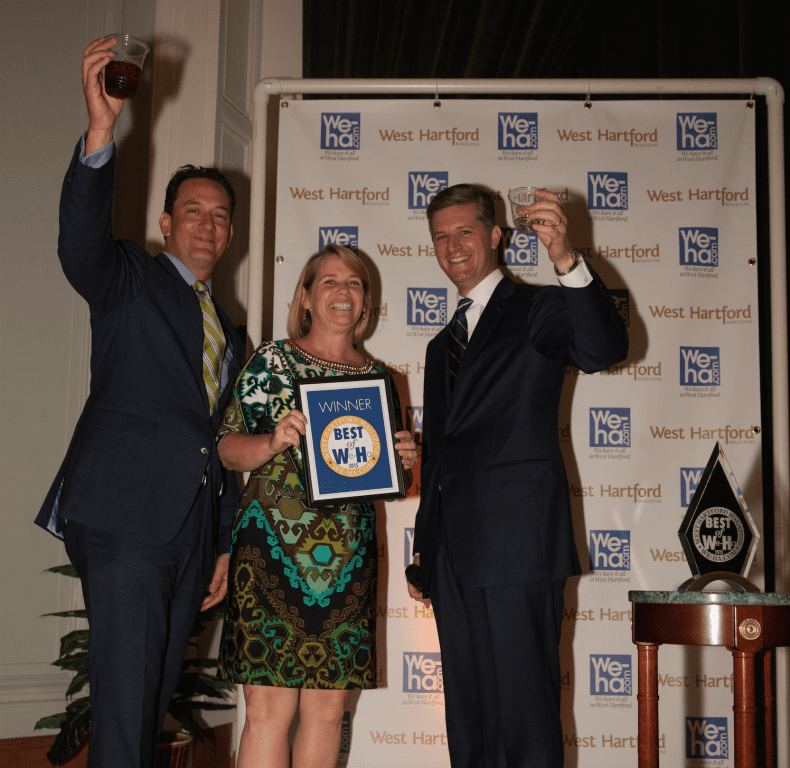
0, 0, 301, 739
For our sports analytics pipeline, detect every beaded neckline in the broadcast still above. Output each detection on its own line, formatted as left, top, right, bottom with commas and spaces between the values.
287, 340, 375, 375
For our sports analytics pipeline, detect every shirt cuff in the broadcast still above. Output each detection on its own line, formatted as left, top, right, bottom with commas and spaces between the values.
79, 133, 115, 168
557, 257, 592, 288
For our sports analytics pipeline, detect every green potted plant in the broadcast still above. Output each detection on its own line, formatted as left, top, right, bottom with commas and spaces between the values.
35, 564, 234, 766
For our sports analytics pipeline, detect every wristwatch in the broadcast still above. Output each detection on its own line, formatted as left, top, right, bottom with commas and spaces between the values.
554, 248, 583, 277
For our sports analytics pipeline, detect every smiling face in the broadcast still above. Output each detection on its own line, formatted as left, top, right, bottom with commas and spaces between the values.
431, 203, 501, 295
301, 255, 366, 336
158, 178, 233, 280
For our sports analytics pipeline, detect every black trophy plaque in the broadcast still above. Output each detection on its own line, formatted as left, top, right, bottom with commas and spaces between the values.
678, 441, 759, 581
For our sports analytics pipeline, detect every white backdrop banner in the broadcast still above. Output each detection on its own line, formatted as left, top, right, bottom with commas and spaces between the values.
271, 99, 761, 768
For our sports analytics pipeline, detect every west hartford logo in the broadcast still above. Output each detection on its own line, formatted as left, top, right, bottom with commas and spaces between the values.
588, 173, 628, 210
502, 228, 538, 266
498, 112, 538, 150
677, 113, 718, 151
321, 113, 361, 150
686, 717, 728, 759
408, 172, 448, 210
589, 655, 632, 696
403, 652, 443, 692
319, 226, 358, 251
590, 531, 631, 571
680, 346, 720, 387
681, 467, 705, 508
407, 288, 447, 326
589, 408, 631, 447
679, 227, 718, 267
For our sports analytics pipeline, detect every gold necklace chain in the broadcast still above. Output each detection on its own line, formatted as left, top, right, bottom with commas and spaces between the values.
287, 340, 374, 375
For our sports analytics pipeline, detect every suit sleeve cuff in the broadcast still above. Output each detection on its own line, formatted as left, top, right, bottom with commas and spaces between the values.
557, 257, 593, 288
80, 133, 116, 168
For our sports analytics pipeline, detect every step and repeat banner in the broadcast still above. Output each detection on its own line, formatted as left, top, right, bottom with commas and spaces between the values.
270, 99, 761, 767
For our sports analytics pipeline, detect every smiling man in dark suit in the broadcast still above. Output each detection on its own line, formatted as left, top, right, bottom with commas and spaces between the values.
34, 36, 244, 768
407, 183, 628, 767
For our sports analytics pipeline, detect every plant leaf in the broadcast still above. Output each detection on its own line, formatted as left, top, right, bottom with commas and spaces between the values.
59, 629, 89, 658
65, 669, 90, 698
44, 565, 79, 578
46, 697, 91, 766
53, 651, 88, 673
40, 610, 88, 619
35, 713, 66, 730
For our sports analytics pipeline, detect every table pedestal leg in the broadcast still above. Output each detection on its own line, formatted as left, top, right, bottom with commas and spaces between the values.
637, 643, 659, 768
763, 650, 775, 768
732, 650, 758, 768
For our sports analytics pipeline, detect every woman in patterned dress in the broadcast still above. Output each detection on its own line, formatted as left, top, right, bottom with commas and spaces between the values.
217, 245, 417, 768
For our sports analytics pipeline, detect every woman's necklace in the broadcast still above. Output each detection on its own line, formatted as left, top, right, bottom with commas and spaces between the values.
287, 339, 375, 374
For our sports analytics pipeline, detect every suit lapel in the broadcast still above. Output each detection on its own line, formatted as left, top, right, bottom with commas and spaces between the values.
451, 276, 515, 399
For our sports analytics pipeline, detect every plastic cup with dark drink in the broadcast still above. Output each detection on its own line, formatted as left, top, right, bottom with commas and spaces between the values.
104, 34, 149, 100
508, 186, 549, 232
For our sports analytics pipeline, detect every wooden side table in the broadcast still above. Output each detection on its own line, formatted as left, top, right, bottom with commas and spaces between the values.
629, 590, 790, 768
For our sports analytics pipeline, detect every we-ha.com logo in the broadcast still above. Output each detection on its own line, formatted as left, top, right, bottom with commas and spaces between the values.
321, 113, 361, 150
589, 654, 632, 696
407, 288, 447, 326
588, 172, 628, 210
686, 717, 728, 759
406, 406, 423, 433
679, 227, 718, 267
681, 467, 705, 508
680, 346, 720, 387
498, 112, 538, 150
502, 229, 538, 267
589, 408, 631, 447
408, 172, 448, 210
609, 289, 630, 327
590, 531, 631, 571
403, 652, 443, 692
677, 113, 718, 151
319, 226, 358, 251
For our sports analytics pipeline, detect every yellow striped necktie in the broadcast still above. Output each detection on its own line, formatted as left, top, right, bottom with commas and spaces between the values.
193, 281, 226, 414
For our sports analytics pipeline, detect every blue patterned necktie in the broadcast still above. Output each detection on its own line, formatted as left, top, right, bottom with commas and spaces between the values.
447, 297, 473, 394
193, 281, 226, 414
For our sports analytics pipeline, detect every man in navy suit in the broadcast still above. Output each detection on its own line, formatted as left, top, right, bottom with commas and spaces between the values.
35, 37, 244, 768
407, 184, 628, 767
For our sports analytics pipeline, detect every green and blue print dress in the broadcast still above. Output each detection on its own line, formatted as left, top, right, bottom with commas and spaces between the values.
217, 340, 381, 689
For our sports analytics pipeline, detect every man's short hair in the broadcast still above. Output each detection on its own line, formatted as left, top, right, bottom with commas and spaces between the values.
426, 184, 496, 237
164, 166, 236, 222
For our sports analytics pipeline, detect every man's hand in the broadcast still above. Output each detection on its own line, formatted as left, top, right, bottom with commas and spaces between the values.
406, 554, 432, 609
82, 36, 125, 155
201, 552, 230, 610
518, 189, 575, 272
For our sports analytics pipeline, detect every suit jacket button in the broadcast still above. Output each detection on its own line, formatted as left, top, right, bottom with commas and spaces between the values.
446, 433, 454, 441
200, 447, 209, 455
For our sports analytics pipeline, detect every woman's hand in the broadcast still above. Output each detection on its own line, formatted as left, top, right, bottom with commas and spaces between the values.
218, 410, 307, 472
270, 409, 307, 455
394, 430, 418, 470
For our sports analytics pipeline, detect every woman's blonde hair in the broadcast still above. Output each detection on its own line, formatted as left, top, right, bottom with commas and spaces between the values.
286, 244, 373, 341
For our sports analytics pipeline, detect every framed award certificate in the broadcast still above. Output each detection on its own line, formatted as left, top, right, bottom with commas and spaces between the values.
293, 373, 406, 507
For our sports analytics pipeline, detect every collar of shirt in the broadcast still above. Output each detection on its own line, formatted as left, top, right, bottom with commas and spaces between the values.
458, 269, 505, 339
164, 251, 213, 293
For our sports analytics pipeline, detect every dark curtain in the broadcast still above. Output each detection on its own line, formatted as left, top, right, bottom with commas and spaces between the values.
304, 0, 783, 83
302, 0, 789, 587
